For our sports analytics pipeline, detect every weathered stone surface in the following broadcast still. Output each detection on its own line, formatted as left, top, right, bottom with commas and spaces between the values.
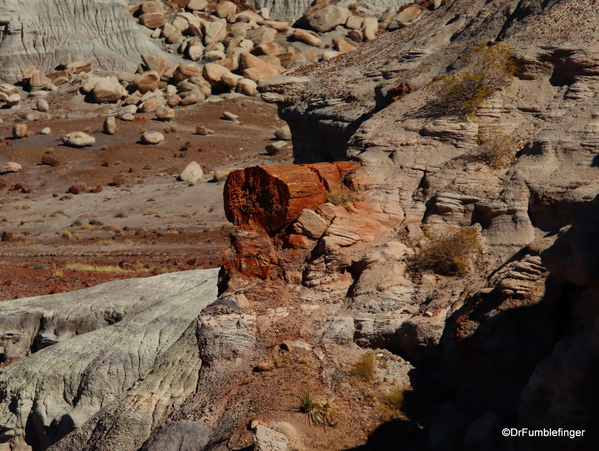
292, 208, 328, 239
0, 0, 181, 83
141, 131, 165, 144
103, 117, 117, 135
240, 53, 285, 82
291, 29, 322, 47
141, 54, 170, 77
253, 425, 289, 451
155, 105, 175, 121
309, 5, 352, 32
396, 6, 423, 26
222, 227, 279, 279
93, 81, 125, 103
224, 162, 356, 233
236, 78, 258, 96
179, 161, 204, 183
265, 140, 289, 155
1, 161, 22, 173
63, 131, 96, 147
12, 123, 27, 139
0, 269, 218, 451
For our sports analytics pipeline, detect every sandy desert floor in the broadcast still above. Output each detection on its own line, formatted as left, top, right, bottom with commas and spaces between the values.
0, 92, 292, 299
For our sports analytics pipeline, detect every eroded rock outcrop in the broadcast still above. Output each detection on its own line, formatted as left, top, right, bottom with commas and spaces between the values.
0, 269, 219, 451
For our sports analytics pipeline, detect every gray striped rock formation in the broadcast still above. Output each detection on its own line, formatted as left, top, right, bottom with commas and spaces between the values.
0, 269, 218, 451
0, 0, 179, 83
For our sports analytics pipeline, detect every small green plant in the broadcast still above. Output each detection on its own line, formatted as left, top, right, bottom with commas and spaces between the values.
430, 42, 518, 117
297, 393, 343, 427
351, 352, 377, 380
409, 227, 480, 277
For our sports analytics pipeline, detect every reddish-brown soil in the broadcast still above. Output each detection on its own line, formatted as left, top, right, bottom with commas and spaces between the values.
0, 93, 292, 299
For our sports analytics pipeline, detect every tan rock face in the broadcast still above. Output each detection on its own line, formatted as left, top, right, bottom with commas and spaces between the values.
139, 12, 165, 29
309, 5, 352, 32
240, 53, 284, 82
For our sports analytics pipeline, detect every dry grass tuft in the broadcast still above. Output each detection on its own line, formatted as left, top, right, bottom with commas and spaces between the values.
409, 227, 480, 277
350, 352, 377, 381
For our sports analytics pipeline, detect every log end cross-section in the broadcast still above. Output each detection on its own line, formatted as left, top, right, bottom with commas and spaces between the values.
224, 162, 357, 233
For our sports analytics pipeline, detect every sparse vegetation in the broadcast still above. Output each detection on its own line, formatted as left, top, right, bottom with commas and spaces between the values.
144, 209, 158, 216
430, 42, 518, 117
64, 263, 148, 273
409, 227, 480, 277
474, 132, 518, 169
61, 230, 73, 240
163, 125, 179, 134
351, 352, 377, 380
326, 188, 360, 211
384, 387, 405, 411
297, 393, 343, 427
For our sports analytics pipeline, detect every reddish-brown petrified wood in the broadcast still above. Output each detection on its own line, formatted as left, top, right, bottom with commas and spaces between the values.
224, 162, 357, 233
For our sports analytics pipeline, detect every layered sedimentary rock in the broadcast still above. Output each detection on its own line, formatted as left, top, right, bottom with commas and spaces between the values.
0, 269, 218, 451
0, 0, 180, 83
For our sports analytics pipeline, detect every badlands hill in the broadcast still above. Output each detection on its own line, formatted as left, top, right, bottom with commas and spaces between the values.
1, 0, 599, 451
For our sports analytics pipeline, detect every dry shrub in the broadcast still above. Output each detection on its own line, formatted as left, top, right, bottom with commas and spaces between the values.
459, 130, 518, 169
351, 352, 377, 380
409, 227, 480, 277
327, 188, 360, 211
430, 42, 518, 117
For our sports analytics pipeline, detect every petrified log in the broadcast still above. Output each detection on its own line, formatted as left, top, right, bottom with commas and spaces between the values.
224, 162, 356, 233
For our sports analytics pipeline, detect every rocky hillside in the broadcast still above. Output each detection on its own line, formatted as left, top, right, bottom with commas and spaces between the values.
1, 0, 599, 450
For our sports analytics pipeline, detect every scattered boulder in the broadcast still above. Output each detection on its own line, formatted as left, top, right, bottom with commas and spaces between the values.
12, 124, 27, 139
103, 117, 117, 135
236, 78, 258, 96
1, 162, 22, 173
291, 29, 322, 47
93, 81, 125, 103
36, 98, 49, 112
0, 84, 21, 106
63, 132, 96, 147
309, 5, 352, 32
179, 161, 204, 183
222, 111, 239, 121
39, 127, 51, 135
274, 125, 292, 140
156, 105, 176, 121
253, 425, 289, 451
196, 126, 214, 135
265, 140, 289, 155
292, 208, 328, 239
240, 53, 284, 82
141, 131, 165, 144
396, 6, 424, 26
41, 155, 60, 167
141, 54, 170, 77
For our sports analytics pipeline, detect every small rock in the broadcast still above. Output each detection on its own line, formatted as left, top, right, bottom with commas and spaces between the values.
155, 105, 175, 121
36, 98, 49, 112
103, 117, 117, 135
41, 155, 60, 167
67, 185, 86, 194
396, 6, 424, 26
254, 425, 289, 451
63, 131, 96, 147
265, 140, 288, 155
12, 124, 27, 139
222, 111, 239, 121
423, 311, 434, 317
254, 361, 273, 372
1, 162, 22, 173
195, 127, 214, 135
121, 113, 135, 121
212, 168, 240, 181
179, 161, 204, 183
236, 78, 258, 96
274, 125, 291, 140
141, 131, 165, 145
39, 127, 51, 135
291, 29, 322, 47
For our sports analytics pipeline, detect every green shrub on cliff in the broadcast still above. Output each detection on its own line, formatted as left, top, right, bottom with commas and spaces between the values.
430, 42, 518, 117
